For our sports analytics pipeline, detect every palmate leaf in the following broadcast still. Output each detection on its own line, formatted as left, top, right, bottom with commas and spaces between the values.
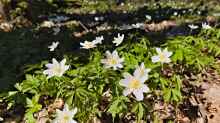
107, 96, 129, 119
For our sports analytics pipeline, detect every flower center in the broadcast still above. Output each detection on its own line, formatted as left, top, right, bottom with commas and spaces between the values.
129, 79, 141, 89
109, 58, 117, 65
53, 66, 61, 74
62, 114, 70, 123
86, 43, 94, 48
159, 53, 166, 61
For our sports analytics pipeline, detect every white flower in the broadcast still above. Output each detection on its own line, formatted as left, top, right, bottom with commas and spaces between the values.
151, 48, 172, 64
145, 15, 152, 20
188, 24, 198, 29
112, 33, 124, 46
92, 36, 104, 44
48, 41, 59, 51
43, 58, 70, 78
80, 41, 96, 49
132, 23, 145, 29
101, 50, 124, 70
120, 63, 151, 101
41, 21, 55, 28
53, 104, 77, 123
53, 27, 61, 35
202, 23, 212, 29
173, 12, 178, 16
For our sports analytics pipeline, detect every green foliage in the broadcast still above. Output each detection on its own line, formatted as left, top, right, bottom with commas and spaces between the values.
1, 25, 220, 122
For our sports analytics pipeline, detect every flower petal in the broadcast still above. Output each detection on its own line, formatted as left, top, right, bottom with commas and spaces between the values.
123, 88, 132, 96
133, 89, 144, 101
151, 56, 160, 63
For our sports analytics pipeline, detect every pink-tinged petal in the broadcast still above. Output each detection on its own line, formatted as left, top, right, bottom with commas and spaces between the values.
112, 50, 118, 57
138, 75, 148, 83
133, 89, 144, 101
151, 56, 160, 63
120, 78, 131, 87
117, 64, 123, 68
134, 66, 141, 78
45, 63, 54, 68
123, 88, 132, 96
155, 48, 161, 54
141, 84, 150, 93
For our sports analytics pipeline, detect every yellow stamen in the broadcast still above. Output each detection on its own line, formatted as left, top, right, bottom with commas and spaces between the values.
129, 79, 141, 89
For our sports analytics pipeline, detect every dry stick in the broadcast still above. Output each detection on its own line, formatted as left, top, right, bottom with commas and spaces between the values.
78, 21, 89, 32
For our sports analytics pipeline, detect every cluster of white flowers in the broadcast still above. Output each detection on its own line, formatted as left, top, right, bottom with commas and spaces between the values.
101, 46, 172, 101
80, 36, 104, 49
80, 34, 124, 49
202, 23, 212, 29
42, 31, 173, 123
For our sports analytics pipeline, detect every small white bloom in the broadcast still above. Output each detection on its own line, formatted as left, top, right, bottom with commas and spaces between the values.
48, 41, 59, 51
151, 48, 172, 64
112, 33, 124, 46
94, 17, 99, 21
41, 21, 55, 28
173, 12, 178, 16
188, 24, 198, 29
53, 27, 61, 35
202, 23, 212, 29
43, 58, 70, 78
145, 15, 152, 20
92, 36, 104, 44
120, 63, 151, 101
101, 50, 124, 70
53, 104, 77, 123
132, 23, 145, 29
80, 41, 96, 49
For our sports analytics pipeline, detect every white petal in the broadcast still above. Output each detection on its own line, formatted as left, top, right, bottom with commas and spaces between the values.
105, 51, 112, 58
112, 50, 118, 57
45, 63, 54, 68
141, 84, 150, 93
133, 89, 144, 101
70, 120, 78, 123
123, 88, 132, 96
63, 104, 69, 111
155, 48, 161, 54
71, 108, 77, 116
151, 56, 160, 63
116, 64, 123, 68
60, 59, 66, 66
52, 58, 59, 66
